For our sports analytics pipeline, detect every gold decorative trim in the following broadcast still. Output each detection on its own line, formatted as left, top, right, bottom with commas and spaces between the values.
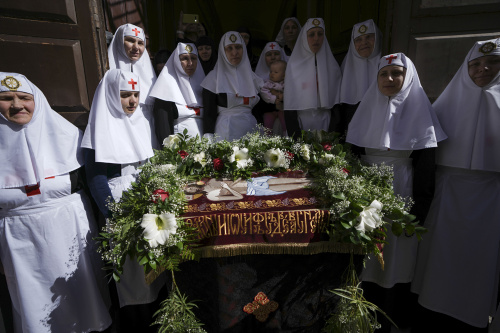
1, 76, 21, 91
479, 42, 496, 54
358, 24, 367, 34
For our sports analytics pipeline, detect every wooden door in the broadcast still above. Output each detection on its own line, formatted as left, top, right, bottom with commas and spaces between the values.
0, 0, 108, 128
386, 0, 500, 101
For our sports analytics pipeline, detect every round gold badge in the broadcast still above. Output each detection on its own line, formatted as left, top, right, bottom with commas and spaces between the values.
229, 34, 237, 43
358, 25, 367, 34
312, 19, 321, 26
185, 44, 193, 53
1, 76, 21, 91
479, 42, 496, 54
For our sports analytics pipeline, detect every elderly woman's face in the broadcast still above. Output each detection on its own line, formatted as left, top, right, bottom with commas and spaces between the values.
468, 55, 500, 87
179, 53, 198, 76
224, 43, 244, 66
377, 65, 406, 97
123, 36, 145, 61
265, 50, 281, 68
354, 33, 375, 58
120, 91, 139, 115
307, 27, 324, 54
283, 20, 299, 43
0, 91, 35, 125
197, 45, 212, 62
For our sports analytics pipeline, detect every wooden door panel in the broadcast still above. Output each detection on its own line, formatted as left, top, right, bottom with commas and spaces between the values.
1, 0, 77, 24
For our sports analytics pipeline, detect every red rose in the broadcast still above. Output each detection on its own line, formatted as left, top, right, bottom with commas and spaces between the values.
322, 143, 332, 151
178, 150, 189, 159
342, 168, 350, 174
285, 151, 294, 160
213, 158, 224, 171
152, 189, 169, 203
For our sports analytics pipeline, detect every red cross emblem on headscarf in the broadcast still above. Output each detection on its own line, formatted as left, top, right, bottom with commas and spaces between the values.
269, 43, 276, 49
128, 79, 138, 90
132, 28, 141, 36
386, 55, 398, 64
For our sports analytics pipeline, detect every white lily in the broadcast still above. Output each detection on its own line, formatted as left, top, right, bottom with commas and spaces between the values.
355, 200, 384, 233
141, 213, 178, 248
163, 135, 181, 149
193, 152, 207, 166
264, 148, 286, 168
319, 153, 335, 165
300, 144, 310, 161
229, 147, 252, 169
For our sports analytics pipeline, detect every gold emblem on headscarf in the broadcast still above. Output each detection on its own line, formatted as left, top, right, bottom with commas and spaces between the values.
229, 34, 237, 43
1, 76, 21, 91
312, 19, 321, 26
185, 44, 193, 53
479, 42, 496, 54
358, 25, 367, 34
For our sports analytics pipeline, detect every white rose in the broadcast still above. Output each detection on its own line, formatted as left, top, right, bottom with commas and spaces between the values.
355, 200, 384, 233
163, 134, 181, 149
319, 153, 334, 165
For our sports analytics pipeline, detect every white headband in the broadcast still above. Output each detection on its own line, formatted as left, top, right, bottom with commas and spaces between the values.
0, 73, 33, 94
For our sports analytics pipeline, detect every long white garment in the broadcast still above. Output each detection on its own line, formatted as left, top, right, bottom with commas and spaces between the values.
0, 175, 111, 333
297, 108, 330, 131
284, 18, 341, 111
108, 23, 158, 148
412, 166, 500, 328
150, 43, 205, 137
81, 69, 154, 164
346, 53, 447, 150
215, 93, 259, 141
107, 163, 167, 307
359, 149, 418, 288
412, 38, 500, 328
340, 19, 382, 105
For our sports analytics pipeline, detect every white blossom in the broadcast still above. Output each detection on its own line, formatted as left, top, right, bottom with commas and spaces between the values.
300, 144, 310, 161
319, 153, 335, 165
264, 148, 286, 168
193, 152, 207, 166
229, 147, 252, 169
163, 134, 181, 149
141, 213, 178, 248
355, 200, 384, 232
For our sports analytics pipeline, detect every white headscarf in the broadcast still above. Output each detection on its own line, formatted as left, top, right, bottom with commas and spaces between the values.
201, 31, 263, 97
0, 72, 83, 188
150, 43, 205, 107
283, 18, 342, 110
81, 69, 154, 164
340, 19, 382, 104
346, 53, 447, 150
434, 38, 500, 172
108, 23, 156, 105
254, 42, 287, 80
275, 17, 302, 47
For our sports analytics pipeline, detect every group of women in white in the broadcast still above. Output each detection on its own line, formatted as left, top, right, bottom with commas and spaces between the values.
0, 14, 498, 333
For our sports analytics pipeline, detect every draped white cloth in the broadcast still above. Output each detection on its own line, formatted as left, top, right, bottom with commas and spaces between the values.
81, 69, 154, 164
254, 41, 287, 80
340, 19, 382, 105
433, 38, 500, 172
0, 72, 83, 189
201, 31, 263, 97
283, 18, 341, 111
346, 53, 447, 150
412, 38, 500, 328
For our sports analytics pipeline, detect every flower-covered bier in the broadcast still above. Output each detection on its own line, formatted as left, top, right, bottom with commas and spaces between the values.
141, 213, 178, 248
355, 200, 383, 232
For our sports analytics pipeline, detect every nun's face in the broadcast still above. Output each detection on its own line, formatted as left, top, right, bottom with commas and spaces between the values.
377, 65, 406, 97
0, 91, 35, 125
120, 91, 139, 115
354, 33, 375, 58
265, 50, 281, 67
467, 55, 500, 87
179, 53, 198, 76
197, 45, 212, 61
307, 27, 324, 54
283, 20, 299, 43
224, 44, 244, 66
123, 36, 145, 61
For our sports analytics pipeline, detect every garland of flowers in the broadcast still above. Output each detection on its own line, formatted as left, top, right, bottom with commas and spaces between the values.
98, 128, 425, 331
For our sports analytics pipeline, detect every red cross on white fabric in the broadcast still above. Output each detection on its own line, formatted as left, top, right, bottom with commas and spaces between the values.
187, 106, 201, 116
269, 43, 276, 49
128, 79, 138, 90
386, 55, 398, 64
132, 28, 141, 36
